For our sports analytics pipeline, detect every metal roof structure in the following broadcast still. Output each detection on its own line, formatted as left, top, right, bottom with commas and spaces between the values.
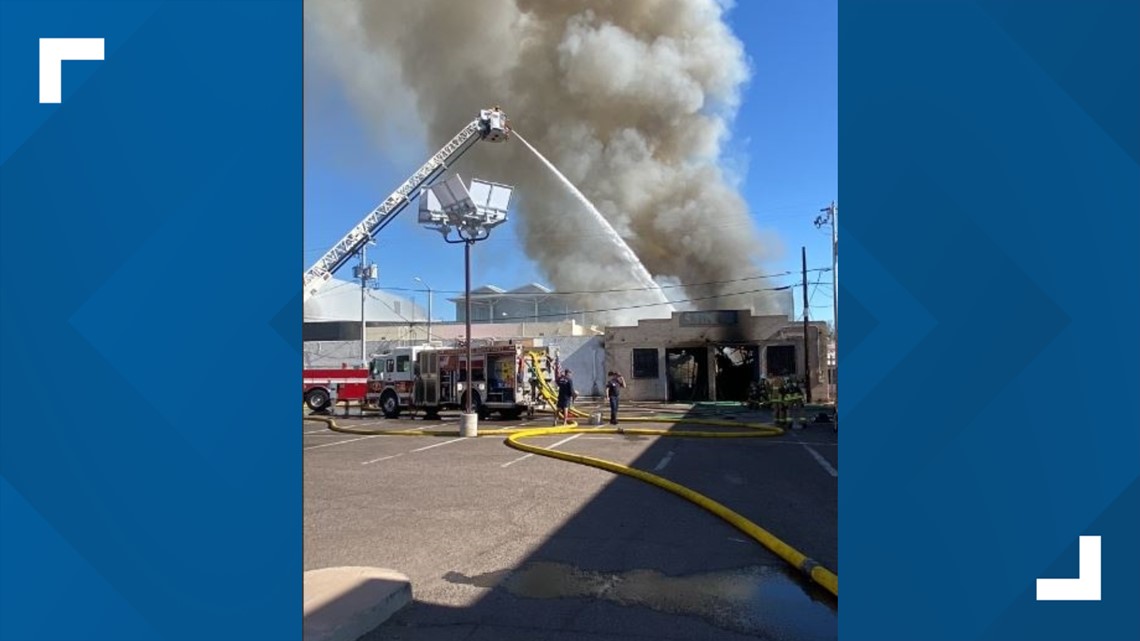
303, 277, 429, 323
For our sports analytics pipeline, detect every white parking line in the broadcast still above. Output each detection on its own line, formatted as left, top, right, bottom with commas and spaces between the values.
801, 444, 838, 477
362, 453, 404, 466
501, 433, 582, 468
653, 451, 675, 472
303, 435, 384, 451
410, 437, 467, 453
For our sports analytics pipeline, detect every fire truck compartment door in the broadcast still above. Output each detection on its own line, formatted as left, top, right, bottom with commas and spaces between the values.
416, 351, 438, 405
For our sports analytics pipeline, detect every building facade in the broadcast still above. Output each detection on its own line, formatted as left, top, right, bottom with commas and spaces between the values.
604, 310, 831, 403
449, 283, 577, 323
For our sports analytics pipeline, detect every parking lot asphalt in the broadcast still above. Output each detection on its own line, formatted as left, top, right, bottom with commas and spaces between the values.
304, 405, 837, 641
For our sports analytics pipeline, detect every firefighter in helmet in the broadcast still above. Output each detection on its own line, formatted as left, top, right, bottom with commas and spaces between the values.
769, 375, 788, 425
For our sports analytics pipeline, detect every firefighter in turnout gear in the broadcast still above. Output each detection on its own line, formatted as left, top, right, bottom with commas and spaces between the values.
769, 376, 789, 425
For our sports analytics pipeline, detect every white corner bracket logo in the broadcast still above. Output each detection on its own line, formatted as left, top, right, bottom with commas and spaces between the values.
39, 38, 104, 104
1036, 535, 1101, 601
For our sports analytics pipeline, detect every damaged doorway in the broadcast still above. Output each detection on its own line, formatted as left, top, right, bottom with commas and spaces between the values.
715, 345, 759, 402
666, 348, 709, 402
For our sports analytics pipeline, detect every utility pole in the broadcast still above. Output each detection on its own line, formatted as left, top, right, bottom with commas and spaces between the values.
802, 246, 812, 403
414, 277, 433, 343
354, 243, 377, 367
815, 201, 837, 395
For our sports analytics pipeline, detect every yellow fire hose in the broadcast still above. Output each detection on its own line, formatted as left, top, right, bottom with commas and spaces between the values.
303, 411, 839, 598
526, 352, 591, 418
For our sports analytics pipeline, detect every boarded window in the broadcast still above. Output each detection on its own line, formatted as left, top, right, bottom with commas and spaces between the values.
632, 348, 659, 379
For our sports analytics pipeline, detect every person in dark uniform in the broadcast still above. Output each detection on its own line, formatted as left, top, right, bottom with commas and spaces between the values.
555, 369, 578, 426
605, 370, 626, 425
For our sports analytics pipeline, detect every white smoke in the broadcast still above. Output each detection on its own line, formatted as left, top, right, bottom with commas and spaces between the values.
306, 0, 786, 326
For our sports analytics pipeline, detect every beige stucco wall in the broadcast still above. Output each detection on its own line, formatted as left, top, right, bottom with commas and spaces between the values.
603, 310, 831, 402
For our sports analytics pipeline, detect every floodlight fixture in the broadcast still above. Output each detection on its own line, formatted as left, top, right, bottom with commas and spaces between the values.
417, 172, 517, 437
418, 174, 514, 244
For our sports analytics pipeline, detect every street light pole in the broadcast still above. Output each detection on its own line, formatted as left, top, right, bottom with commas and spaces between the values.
418, 172, 514, 438
464, 240, 473, 415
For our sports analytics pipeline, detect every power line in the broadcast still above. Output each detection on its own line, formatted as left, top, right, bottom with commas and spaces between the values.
469, 283, 795, 322
375, 268, 831, 297
808, 268, 826, 308
306, 283, 796, 325
303, 206, 832, 255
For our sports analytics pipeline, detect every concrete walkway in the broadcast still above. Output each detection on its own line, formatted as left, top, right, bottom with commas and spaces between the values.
304, 567, 411, 641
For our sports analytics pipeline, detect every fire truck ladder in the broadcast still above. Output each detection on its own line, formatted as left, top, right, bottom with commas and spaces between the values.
303, 109, 509, 302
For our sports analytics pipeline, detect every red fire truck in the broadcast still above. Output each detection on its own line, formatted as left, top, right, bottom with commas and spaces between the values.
364, 346, 426, 418
366, 341, 558, 420
303, 365, 369, 412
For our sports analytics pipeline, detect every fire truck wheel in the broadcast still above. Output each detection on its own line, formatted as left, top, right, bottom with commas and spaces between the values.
305, 388, 330, 412
380, 391, 401, 419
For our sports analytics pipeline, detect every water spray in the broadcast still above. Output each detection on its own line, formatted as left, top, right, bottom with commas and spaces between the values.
514, 131, 674, 316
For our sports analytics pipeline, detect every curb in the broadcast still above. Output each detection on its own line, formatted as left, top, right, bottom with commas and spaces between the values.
303, 567, 412, 641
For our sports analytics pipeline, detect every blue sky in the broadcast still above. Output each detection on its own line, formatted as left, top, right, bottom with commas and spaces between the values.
304, 0, 836, 324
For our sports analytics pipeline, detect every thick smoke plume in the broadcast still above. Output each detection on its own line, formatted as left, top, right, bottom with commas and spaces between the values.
307, 0, 787, 325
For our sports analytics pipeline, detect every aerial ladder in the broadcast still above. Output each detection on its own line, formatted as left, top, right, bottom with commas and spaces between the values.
303, 108, 511, 302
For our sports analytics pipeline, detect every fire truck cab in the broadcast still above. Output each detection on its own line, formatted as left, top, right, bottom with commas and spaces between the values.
414, 340, 558, 420
365, 346, 426, 418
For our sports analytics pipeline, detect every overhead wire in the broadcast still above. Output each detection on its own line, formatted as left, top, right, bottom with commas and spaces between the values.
374, 268, 831, 297
308, 282, 802, 326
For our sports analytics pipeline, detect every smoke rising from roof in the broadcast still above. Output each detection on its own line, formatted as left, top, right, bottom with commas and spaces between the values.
307, 0, 787, 325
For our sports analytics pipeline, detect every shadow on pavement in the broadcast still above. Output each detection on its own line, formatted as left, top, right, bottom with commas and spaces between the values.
359, 402, 838, 641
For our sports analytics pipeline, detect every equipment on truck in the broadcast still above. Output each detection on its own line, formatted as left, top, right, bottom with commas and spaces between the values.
303, 108, 511, 303
364, 341, 556, 420
409, 340, 558, 421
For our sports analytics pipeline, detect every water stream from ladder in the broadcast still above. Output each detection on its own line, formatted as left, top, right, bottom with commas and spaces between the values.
514, 132, 674, 312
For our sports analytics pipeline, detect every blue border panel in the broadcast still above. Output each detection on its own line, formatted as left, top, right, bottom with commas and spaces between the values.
0, 2, 301, 640
841, 1, 1139, 640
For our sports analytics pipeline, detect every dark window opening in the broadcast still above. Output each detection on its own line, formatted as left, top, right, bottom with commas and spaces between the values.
765, 345, 797, 377
632, 349, 659, 379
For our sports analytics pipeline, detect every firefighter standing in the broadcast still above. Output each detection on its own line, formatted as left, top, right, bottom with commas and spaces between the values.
769, 376, 789, 425
555, 369, 578, 426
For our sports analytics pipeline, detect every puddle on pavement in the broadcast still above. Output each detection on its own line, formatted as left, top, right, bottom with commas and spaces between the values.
445, 562, 836, 640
